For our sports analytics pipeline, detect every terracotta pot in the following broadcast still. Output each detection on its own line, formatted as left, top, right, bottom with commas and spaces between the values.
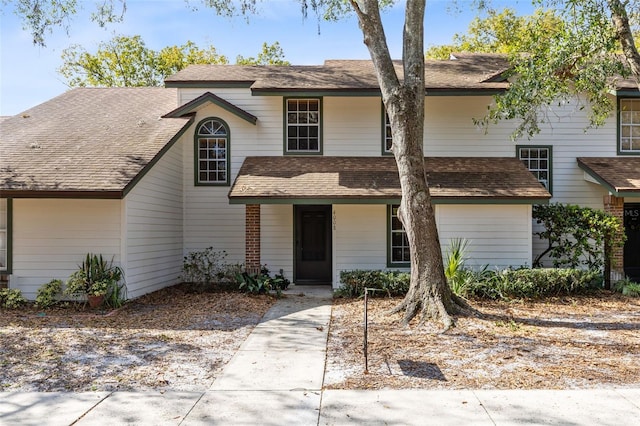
87, 294, 105, 308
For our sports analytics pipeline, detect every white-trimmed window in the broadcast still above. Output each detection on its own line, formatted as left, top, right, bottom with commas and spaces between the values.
196, 118, 229, 185
517, 146, 552, 192
0, 199, 8, 272
389, 205, 410, 265
286, 98, 321, 153
620, 99, 640, 153
383, 111, 393, 154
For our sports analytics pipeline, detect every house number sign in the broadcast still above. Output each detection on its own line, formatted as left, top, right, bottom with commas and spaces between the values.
332, 210, 337, 231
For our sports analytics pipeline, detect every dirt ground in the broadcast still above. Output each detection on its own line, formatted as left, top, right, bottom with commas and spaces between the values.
0, 285, 274, 392
324, 292, 640, 390
2, 286, 639, 392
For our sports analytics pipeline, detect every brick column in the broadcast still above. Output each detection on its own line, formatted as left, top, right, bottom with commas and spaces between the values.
603, 195, 624, 287
245, 204, 261, 275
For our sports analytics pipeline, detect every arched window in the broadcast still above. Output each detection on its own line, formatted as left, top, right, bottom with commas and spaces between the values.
195, 118, 230, 185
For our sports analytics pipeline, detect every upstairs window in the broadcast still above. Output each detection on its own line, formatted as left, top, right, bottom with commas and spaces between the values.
517, 145, 552, 193
196, 118, 230, 185
383, 110, 393, 155
285, 98, 321, 154
620, 99, 640, 154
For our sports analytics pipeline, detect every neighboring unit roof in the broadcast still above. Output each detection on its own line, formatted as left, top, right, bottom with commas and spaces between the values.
165, 54, 512, 94
577, 157, 640, 197
0, 87, 192, 198
228, 156, 551, 204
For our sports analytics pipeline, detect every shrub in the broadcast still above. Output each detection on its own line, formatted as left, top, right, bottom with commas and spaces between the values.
466, 268, 602, 300
336, 267, 601, 300
336, 270, 410, 297
234, 266, 290, 297
36, 279, 63, 308
445, 238, 472, 297
182, 248, 231, 290
0, 288, 27, 309
65, 253, 124, 297
613, 277, 640, 297
532, 203, 624, 270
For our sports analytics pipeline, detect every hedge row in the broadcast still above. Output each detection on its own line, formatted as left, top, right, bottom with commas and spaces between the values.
337, 268, 602, 300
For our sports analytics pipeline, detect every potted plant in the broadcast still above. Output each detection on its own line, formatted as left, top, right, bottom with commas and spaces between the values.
65, 254, 123, 308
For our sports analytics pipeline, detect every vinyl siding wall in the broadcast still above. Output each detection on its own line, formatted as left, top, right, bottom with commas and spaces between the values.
261, 204, 294, 279
177, 89, 616, 287
332, 204, 532, 288
123, 138, 184, 299
10, 199, 121, 299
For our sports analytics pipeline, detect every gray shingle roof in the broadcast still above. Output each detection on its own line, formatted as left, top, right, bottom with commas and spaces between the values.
228, 156, 551, 203
0, 87, 191, 196
165, 54, 511, 92
578, 157, 640, 195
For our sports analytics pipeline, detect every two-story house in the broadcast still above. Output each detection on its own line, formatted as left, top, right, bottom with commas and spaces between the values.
1, 53, 638, 299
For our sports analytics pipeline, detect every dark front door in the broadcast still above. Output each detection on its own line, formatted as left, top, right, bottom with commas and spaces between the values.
624, 203, 640, 281
295, 205, 332, 285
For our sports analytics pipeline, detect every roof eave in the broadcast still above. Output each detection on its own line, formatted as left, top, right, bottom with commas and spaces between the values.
165, 81, 254, 89
0, 190, 123, 199
228, 196, 550, 205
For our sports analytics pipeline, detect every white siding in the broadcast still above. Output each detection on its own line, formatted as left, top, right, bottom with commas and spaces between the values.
437, 205, 533, 269
261, 204, 293, 279
324, 97, 381, 156
332, 204, 532, 288
123, 138, 184, 299
11, 199, 121, 299
333, 205, 388, 287
182, 102, 275, 263
175, 88, 619, 285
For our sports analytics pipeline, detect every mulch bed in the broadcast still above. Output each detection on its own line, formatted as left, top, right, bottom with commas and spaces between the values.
0, 284, 274, 392
325, 292, 640, 390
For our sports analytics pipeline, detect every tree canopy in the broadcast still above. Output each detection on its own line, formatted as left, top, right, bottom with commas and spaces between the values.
58, 36, 288, 87
426, 8, 564, 60
479, 0, 640, 139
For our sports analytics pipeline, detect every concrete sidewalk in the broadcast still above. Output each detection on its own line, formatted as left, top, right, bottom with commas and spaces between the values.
2, 285, 639, 425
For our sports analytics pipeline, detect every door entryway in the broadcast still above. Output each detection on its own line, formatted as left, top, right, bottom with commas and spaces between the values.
624, 203, 640, 282
294, 205, 332, 285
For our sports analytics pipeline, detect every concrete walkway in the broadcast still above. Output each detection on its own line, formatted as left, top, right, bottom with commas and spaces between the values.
2, 285, 639, 425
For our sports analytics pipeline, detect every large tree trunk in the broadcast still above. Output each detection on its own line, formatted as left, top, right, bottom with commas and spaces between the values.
349, 0, 466, 328
608, 0, 640, 86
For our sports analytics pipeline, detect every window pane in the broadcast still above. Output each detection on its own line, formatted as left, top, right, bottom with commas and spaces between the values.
622, 138, 631, 151
519, 146, 551, 190
286, 99, 321, 152
197, 120, 228, 183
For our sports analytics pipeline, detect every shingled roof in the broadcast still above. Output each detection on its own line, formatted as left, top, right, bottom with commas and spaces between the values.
578, 157, 640, 196
0, 88, 192, 197
165, 53, 511, 93
228, 156, 551, 203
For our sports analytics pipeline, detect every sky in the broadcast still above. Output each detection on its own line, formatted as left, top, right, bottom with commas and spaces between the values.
0, 0, 534, 116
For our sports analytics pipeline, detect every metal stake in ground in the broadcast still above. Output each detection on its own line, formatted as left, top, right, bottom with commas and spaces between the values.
364, 287, 369, 373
